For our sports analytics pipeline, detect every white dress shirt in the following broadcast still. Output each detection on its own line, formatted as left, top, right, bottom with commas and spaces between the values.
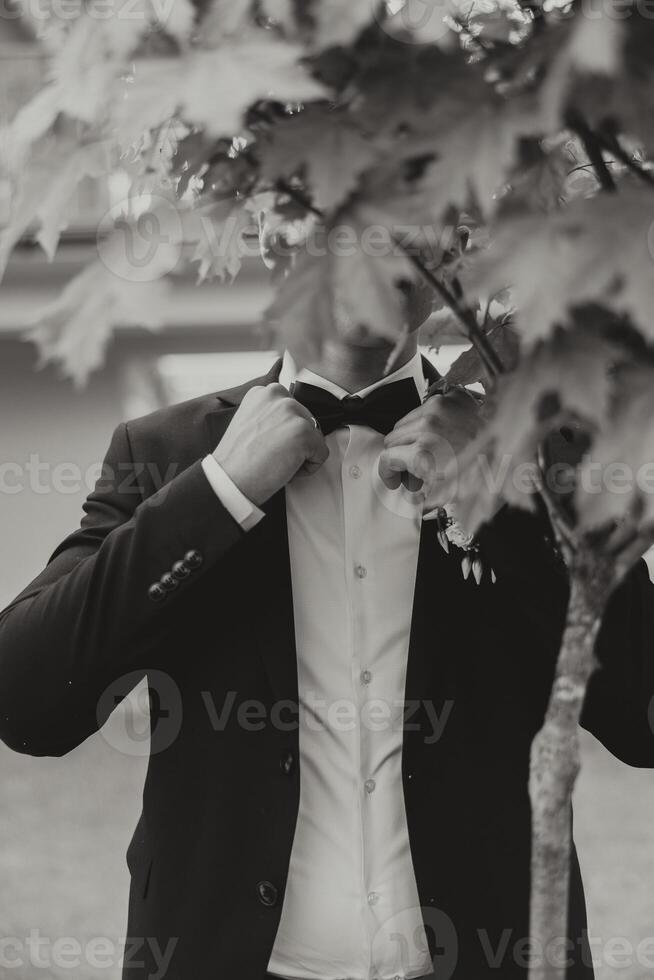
202, 352, 433, 980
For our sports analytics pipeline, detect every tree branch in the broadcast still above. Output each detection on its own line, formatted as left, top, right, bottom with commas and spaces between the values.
275, 179, 324, 218
400, 247, 505, 383
565, 111, 617, 193
596, 129, 654, 190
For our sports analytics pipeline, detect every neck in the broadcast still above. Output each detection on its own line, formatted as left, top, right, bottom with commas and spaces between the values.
303, 335, 419, 394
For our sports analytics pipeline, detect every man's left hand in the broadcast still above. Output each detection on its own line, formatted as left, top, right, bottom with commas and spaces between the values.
378, 388, 483, 501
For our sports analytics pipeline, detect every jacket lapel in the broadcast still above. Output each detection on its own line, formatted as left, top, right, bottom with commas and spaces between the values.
204, 357, 299, 709
404, 355, 463, 723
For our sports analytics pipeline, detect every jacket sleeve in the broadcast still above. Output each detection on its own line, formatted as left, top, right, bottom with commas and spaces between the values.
480, 498, 654, 768
581, 557, 654, 767
0, 422, 246, 758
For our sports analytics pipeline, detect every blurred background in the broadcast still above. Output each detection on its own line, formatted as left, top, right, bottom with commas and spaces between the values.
1, 15, 654, 980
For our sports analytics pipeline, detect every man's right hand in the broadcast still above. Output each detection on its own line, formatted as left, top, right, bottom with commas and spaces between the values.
212, 384, 329, 506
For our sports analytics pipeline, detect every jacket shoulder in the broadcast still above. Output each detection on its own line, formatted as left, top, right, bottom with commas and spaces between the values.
117, 392, 226, 492
124, 391, 221, 445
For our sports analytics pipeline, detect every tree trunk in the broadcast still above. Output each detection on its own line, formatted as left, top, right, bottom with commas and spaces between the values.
528, 551, 613, 980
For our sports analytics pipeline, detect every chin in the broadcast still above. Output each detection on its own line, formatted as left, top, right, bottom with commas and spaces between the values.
338, 324, 397, 351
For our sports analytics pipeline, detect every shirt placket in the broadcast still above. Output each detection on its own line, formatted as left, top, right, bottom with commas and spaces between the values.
341, 426, 383, 979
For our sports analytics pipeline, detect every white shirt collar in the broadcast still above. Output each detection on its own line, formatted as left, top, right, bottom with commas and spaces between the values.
278, 350, 427, 401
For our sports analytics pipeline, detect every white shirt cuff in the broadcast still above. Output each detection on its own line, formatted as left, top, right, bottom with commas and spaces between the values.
201, 455, 265, 532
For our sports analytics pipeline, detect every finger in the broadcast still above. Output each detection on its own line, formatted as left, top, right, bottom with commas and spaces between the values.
289, 398, 319, 426
389, 401, 435, 429
267, 382, 290, 398
402, 471, 424, 492
299, 431, 330, 476
378, 446, 432, 490
384, 422, 429, 448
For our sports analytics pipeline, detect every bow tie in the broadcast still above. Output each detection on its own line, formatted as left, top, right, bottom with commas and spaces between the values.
290, 378, 422, 436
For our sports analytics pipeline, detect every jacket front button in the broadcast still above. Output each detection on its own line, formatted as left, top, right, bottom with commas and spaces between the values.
148, 583, 166, 602
185, 549, 203, 569
257, 880, 278, 907
280, 750, 295, 776
160, 572, 178, 592
171, 560, 190, 580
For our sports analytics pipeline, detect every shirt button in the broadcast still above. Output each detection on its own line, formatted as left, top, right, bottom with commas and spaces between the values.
364, 778, 376, 794
349, 464, 362, 479
367, 891, 379, 906
361, 669, 372, 685
354, 564, 367, 579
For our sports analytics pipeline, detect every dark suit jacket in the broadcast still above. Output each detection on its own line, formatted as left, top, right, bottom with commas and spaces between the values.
1, 359, 654, 980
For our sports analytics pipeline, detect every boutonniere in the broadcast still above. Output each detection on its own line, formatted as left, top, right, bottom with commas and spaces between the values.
427, 506, 496, 585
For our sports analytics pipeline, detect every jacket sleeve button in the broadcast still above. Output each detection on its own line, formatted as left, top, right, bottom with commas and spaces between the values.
184, 550, 203, 569
160, 572, 178, 592
171, 560, 190, 580
148, 583, 166, 602
257, 880, 278, 907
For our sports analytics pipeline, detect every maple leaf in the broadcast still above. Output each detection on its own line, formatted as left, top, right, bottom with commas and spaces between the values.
199, 0, 255, 43
266, 248, 338, 365
0, 134, 112, 280
156, 0, 197, 44
259, 107, 380, 211
577, 364, 654, 530
466, 185, 654, 345
542, 10, 654, 152
111, 59, 181, 150
47, 11, 148, 125
3, 87, 63, 167
113, 32, 326, 148
441, 329, 618, 531
382, 0, 461, 47
333, 215, 417, 344
356, 44, 467, 133
466, 2, 528, 43
266, 216, 417, 364
412, 92, 543, 217
181, 35, 326, 135
261, 0, 296, 32
25, 262, 170, 387
188, 199, 254, 281
499, 137, 572, 217
357, 50, 544, 218
313, 0, 375, 49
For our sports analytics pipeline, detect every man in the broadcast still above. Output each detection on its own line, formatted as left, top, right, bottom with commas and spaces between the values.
0, 296, 653, 980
